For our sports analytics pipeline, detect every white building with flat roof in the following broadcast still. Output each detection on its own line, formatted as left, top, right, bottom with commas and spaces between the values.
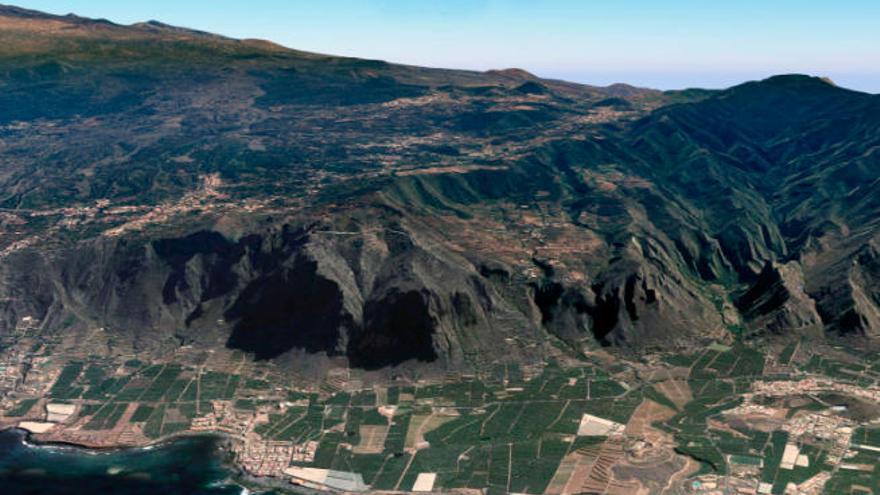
780, 443, 800, 470
412, 472, 437, 492
577, 413, 625, 437
284, 467, 368, 492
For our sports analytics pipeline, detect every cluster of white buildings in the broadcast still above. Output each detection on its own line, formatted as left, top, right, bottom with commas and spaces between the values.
752, 378, 880, 405
190, 400, 250, 435
235, 440, 295, 477
782, 411, 852, 464
686, 474, 761, 495
292, 440, 318, 463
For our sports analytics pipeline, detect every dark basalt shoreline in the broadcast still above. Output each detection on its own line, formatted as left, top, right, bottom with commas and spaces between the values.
0, 427, 324, 495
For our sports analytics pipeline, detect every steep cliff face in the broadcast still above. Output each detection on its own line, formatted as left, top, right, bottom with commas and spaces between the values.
0, 216, 552, 370
736, 261, 822, 336
531, 240, 728, 349
808, 240, 880, 339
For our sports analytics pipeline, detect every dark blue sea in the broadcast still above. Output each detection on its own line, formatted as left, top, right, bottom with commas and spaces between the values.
0, 428, 266, 495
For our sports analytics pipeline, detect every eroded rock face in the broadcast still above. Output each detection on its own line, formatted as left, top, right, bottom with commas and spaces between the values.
0, 218, 551, 369
586, 255, 728, 348
737, 261, 822, 336
224, 256, 351, 359
350, 289, 438, 369
0, 195, 741, 369
810, 240, 880, 339
529, 238, 728, 350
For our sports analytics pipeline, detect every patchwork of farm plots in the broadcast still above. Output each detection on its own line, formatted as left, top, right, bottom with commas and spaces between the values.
3, 340, 880, 494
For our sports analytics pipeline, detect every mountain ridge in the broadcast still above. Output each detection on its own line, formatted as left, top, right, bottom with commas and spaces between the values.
1, 5, 879, 373
0, 3, 667, 98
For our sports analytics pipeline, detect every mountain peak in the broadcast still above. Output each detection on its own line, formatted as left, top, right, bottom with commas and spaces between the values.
0, 4, 52, 18
485, 68, 539, 80
129, 19, 222, 39
759, 73, 838, 89
0, 4, 110, 25
716, 73, 863, 104
0, 4, 226, 44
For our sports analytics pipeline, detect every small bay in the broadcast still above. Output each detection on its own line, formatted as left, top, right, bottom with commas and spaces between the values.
0, 428, 256, 495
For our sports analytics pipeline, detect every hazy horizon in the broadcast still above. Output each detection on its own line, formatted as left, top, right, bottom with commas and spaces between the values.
7, 0, 880, 93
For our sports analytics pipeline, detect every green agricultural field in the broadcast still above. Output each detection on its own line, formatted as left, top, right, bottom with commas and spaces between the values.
49, 362, 85, 399
5, 398, 38, 417
643, 386, 679, 411
760, 431, 789, 486
8, 337, 829, 495
370, 452, 411, 490
778, 342, 798, 365
199, 371, 238, 400
162, 378, 191, 402
139, 366, 182, 402
274, 403, 325, 442
82, 364, 107, 387
115, 386, 146, 402
351, 391, 377, 407
130, 404, 155, 422
143, 404, 166, 439
254, 407, 307, 440
83, 402, 128, 430
384, 413, 410, 454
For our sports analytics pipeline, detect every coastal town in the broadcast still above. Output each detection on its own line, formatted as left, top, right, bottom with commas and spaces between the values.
2, 315, 880, 494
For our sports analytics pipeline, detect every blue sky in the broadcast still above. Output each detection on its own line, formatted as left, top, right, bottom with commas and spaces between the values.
12, 0, 880, 92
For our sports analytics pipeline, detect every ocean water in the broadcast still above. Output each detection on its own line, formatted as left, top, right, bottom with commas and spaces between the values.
0, 428, 255, 495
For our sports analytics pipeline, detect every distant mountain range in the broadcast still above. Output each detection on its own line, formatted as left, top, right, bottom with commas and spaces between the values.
1, 5, 878, 374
